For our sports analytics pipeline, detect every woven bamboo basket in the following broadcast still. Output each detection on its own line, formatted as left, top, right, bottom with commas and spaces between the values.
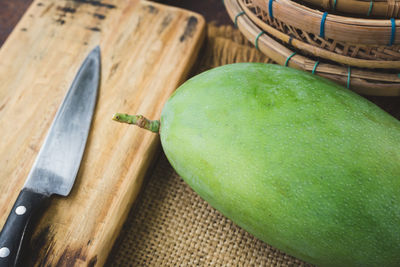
240, 0, 400, 68
248, 0, 399, 46
298, 0, 400, 18
224, 0, 400, 96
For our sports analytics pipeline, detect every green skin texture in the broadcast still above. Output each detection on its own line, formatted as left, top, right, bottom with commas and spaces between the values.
159, 63, 400, 267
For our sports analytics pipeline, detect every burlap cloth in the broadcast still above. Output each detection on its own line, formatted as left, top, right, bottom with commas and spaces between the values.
106, 24, 311, 266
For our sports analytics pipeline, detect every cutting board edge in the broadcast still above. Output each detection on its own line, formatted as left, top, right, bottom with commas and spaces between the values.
143, 0, 207, 25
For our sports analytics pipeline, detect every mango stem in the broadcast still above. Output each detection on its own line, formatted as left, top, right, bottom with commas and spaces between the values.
112, 113, 160, 133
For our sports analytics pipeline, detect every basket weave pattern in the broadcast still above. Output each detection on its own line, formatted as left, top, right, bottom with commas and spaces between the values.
298, 0, 400, 18
250, 0, 399, 45
245, 0, 400, 62
224, 0, 400, 96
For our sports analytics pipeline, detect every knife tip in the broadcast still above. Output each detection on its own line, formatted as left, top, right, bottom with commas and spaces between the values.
93, 45, 101, 54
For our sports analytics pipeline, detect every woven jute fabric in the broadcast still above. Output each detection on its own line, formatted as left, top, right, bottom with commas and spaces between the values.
106, 24, 310, 267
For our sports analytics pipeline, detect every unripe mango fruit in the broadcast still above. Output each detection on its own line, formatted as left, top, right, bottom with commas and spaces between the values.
114, 63, 400, 266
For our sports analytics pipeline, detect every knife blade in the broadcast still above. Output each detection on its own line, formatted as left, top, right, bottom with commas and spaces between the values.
0, 46, 100, 267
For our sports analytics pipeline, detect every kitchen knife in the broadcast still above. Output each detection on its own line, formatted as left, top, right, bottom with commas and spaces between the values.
0, 46, 101, 267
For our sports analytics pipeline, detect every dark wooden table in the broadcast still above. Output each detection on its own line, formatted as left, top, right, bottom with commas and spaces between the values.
0, 0, 399, 116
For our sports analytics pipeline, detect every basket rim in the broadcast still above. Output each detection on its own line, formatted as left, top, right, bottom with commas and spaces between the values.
297, 0, 400, 18
224, 0, 400, 96
248, 0, 400, 45
239, 0, 400, 68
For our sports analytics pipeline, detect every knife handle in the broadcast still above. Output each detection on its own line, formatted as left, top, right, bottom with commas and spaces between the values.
0, 188, 48, 267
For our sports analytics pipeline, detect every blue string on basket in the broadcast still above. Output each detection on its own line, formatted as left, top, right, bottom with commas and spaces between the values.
312, 61, 320, 75
234, 11, 245, 28
285, 52, 297, 67
347, 66, 351, 89
255, 31, 265, 50
332, 0, 337, 11
389, 18, 396, 46
367, 0, 374, 16
320, 12, 329, 38
269, 0, 275, 20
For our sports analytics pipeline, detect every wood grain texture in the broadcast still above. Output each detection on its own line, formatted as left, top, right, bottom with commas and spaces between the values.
0, 0, 205, 266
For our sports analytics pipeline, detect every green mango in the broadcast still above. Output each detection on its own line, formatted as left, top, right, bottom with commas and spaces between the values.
115, 63, 400, 266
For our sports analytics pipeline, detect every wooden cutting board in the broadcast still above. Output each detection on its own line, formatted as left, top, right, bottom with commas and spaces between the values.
0, 0, 205, 265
